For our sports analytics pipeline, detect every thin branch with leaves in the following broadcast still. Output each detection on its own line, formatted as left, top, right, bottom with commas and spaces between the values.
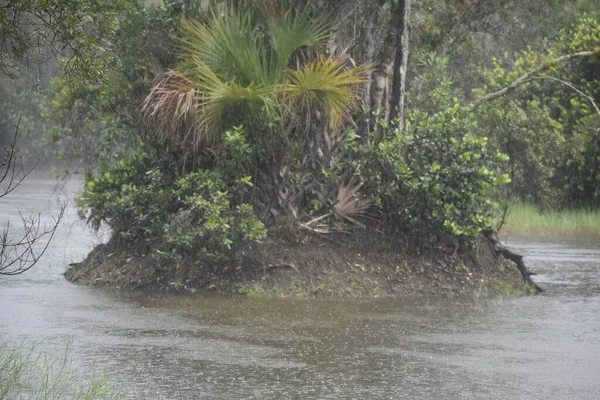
474, 50, 600, 107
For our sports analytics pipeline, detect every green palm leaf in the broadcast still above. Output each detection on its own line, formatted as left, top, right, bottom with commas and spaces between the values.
285, 56, 371, 129
180, 11, 275, 86
261, 1, 330, 75
143, 57, 279, 153
143, 2, 370, 158
192, 56, 277, 137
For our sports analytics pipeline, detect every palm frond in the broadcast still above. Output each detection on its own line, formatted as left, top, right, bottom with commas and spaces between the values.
141, 69, 204, 151
179, 20, 224, 78
180, 11, 276, 86
300, 182, 371, 231
261, 1, 330, 73
142, 59, 279, 154
143, 3, 370, 159
285, 56, 371, 129
190, 55, 279, 132
335, 183, 371, 223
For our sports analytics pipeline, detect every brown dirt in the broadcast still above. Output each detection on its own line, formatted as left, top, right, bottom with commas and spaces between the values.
64, 232, 528, 298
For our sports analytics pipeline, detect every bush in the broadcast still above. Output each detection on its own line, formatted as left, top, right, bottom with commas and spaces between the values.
371, 101, 510, 240
77, 142, 266, 265
76, 148, 180, 244
164, 170, 266, 263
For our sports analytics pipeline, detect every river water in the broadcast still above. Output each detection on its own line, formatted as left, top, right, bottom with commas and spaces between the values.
1, 178, 599, 399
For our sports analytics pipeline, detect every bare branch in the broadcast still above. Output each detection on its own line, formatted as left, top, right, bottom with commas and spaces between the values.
0, 202, 66, 276
474, 50, 599, 107
0, 116, 66, 276
532, 75, 600, 118
0, 115, 40, 199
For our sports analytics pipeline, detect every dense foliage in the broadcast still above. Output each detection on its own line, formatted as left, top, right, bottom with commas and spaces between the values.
77, 142, 266, 265
476, 17, 600, 209
77, 1, 512, 256
373, 103, 510, 238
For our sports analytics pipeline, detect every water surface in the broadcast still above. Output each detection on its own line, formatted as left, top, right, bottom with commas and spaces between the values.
1, 178, 599, 399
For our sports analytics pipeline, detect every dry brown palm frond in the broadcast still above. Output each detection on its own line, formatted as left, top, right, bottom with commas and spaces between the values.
334, 183, 371, 224
298, 223, 331, 234
301, 212, 332, 227
297, 183, 370, 233
141, 69, 204, 153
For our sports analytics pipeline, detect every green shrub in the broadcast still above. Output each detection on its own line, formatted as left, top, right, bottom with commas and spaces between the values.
77, 139, 266, 265
372, 101, 510, 240
164, 170, 266, 263
76, 148, 180, 244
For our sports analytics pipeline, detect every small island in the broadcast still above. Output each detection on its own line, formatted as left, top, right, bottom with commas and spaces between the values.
53, 2, 597, 298
65, 227, 535, 297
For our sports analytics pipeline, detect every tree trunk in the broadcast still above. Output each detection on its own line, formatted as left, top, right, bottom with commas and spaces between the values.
358, 1, 388, 107
356, 0, 392, 136
388, 0, 411, 129
367, 1, 399, 134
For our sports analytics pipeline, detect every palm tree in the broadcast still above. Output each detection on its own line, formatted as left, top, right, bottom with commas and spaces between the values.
142, 1, 370, 222
142, 1, 368, 153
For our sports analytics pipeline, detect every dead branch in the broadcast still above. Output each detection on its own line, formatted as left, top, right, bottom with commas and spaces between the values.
482, 228, 544, 293
0, 203, 66, 275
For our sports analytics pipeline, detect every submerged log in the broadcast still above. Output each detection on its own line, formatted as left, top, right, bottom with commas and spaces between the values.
482, 228, 544, 293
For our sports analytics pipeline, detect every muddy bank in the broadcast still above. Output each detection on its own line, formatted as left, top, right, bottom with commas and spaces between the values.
64, 232, 531, 297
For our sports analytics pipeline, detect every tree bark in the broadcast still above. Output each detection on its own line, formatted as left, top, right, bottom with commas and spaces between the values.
358, 0, 389, 109
388, 0, 411, 129
368, 11, 397, 126
482, 228, 544, 293
356, 0, 392, 136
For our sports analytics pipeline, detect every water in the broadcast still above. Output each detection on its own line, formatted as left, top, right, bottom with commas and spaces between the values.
1, 178, 599, 399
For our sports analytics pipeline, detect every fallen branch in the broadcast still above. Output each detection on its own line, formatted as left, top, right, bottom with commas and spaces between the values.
482, 228, 544, 293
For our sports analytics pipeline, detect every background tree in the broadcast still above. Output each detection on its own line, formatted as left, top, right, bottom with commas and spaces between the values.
474, 16, 600, 210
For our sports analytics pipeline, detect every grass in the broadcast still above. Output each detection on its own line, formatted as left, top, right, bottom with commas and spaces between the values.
0, 342, 120, 400
499, 202, 600, 237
